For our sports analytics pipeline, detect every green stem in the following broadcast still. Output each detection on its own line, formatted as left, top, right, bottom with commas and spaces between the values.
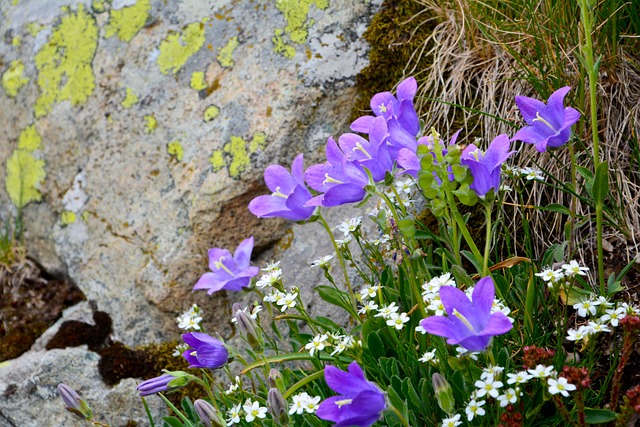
483, 201, 493, 277
283, 370, 325, 399
318, 213, 358, 312
389, 405, 410, 427
446, 191, 484, 275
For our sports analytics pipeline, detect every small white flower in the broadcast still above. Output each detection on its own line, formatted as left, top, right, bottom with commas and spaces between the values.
497, 388, 518, 407
256, 269, 282, 289
441, 413, 462, 427
481, 365, 504, 380
427, 298, 446, 315
227, 403, 242, 425
506, 371, 532, 385
305, 334, 330, 356
465, 399, 486, 421
562, 260, 589, 277
528, 365, 555, 379
535, 268, 564, 283
336, 235, 353, 246
585, 320, 611, 334
225, 376, 241, 395
337, 217, 362, 237
595, 296, 614, 308
419, 349, 438, 364
276, 292, 298, 311
386, 312, 410, 330
574, 298, 600, 317
331, 335, 356, 356
262, 261, 281, 272
243, 399, 267, 422
358, 300, 379, 314
601, 306, 626, 327
289, 392, 320, 415
172, 343, 189, 357
303, 395, 321, 413
455, 346, 479, 360
566, 325, 590, 342
474, 376, 503, 398
177, 305, 203, 330
395, 178, 415, 194
311, 255, 333, 268
375, 302, 399, 319
521, 166, 545, 181
360, 285, 381, 300
548, 377, 577, 397
415, 324, 427, 334
264, 290, 284, 303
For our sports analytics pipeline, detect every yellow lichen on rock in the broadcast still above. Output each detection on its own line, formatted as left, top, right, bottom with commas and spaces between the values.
26, 22, 44, 37
105, 0, 151, 42
209, 132, 268, 178
144, 114, 158, 133
249, 131, 267, 153
190, 72, 207, 90
209, 150, 225, 172
33, 4, 99, 118
1, 60, 29, 98
121, 87, 139, 108
217, 36, 239, 68
5, 151, 46, 210
60, 211, 77, 225
157, 21, 206, 75
17, 125, 42, 151
273, 0, 329, 57
167, 140, 184, 161
203, 105, 220, 122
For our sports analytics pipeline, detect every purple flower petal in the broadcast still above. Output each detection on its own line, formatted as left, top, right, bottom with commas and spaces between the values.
264, 164, 296, 194
479, 312, 514, 337
396, 76, 417, 101
233, 236, 254, 270
350, 116, 375, 134
192, 272, 225, 294
515, 95, 547, 124
472, 277, 495, 318
291, 154, 305, 184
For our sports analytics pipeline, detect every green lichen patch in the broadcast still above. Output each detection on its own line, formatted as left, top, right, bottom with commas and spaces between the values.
209, 132, 268, 178
11, 36, 21, 48
60, 211, 77, 225
190, 71, 207, 90
5, 149, 46, 209
217, 36, 239, 68
167, 140, 184, 161
1, 60, 29, 98
33, 4, 99, 118
121, 87, 138, 108
144, 114, 157, 133
26, 22, 45, 37
157, 21, 206, 75
105, 0, 151, 42
203, 105, 220, 122
17, 125, 42, 151
272, 0, 328, 58
91, 0, 108, 14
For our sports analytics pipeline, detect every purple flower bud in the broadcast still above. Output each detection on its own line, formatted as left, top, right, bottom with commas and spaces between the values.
432, 373, 455, 414
234, 308, 263, 352
136, 372, 190, 396
194, 399, 224, 427
181, 332, 229, 369
267, 388, 289, 425
57, 384, 92, 420
269, 369, 284, 389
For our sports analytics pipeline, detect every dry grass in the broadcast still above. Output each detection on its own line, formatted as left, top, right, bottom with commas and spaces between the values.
392, 0, 640, 270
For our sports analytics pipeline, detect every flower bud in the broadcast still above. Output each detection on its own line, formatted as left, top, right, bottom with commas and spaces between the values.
268, 369, 284, 390
194, 399, 226, 427
57, 384, 93, 420
432, 373, 455, 414
234, 309, 263, 352
267, 388, 289, 425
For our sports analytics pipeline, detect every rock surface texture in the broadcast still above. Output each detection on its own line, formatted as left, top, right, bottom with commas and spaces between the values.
0, 0, 378, 425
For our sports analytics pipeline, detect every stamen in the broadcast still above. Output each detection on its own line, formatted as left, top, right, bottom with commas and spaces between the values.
335, 398, 353, 408
190, 350, 197, 356
452, 308, 476, 333
378, 104, 387, 114
323, 173, 344, 185
271, 186, 288, 198
532, 112, 558, 133
214, 256, 236, 276
353, 142, 372, 160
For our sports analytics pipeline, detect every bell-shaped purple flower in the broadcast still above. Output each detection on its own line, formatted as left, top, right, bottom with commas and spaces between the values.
351, 77, 420, 139
304, 137, 370, 207
248, 154, 315, 221
181, 332, 229, 369
338, 117, 393, 182
512, 86, 581, 152
137, 372, 189, 396
420, 277, 513, 352
316, 362, 387, 427
461, 134, 514, 197
193, 237, 260, 295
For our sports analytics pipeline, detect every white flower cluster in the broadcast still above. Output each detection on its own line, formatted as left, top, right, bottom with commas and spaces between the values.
418, 349, 438, 364
264, 288, 299, 312
256, 268, 282, 289
176, 304, 203, 331
535, 260, 589, 288
304, 333, 359, 356
225, 376, 242, 395
172, 343, 188, 357
567, 297, 639, 343
226, 399, 268, 425
504, 164, 545, 181
289, 392, 321, 415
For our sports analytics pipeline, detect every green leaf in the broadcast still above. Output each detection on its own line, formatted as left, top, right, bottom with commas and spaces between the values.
593, 161, 609, 206
577, 165, 594, 197
398, 217, 416, 238
543, 203, 572, 216
315, 285, 352, 314
461, 250, 482, 273
313, 316, 341, 332
453, 183, 478, 206
162, 417, 184, 427
241, 352, 338, 374
584, 408, 618, 424
180, 397, 195, 421
367, 331, 386, 359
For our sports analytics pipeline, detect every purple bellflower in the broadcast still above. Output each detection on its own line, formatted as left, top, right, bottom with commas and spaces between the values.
338, 116, 393, 182
351, 76, 420, 139
137, 373, 187, 396
316, 362, 387, 427
512, 86, 581, 152
193, 237, 259, 295
248, 154, 315, 221
57, 384, 92, 420
419, 277, 513, 352
304, 137, 370, 207
181, 332, 229, 369
461, 134, 514, 197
